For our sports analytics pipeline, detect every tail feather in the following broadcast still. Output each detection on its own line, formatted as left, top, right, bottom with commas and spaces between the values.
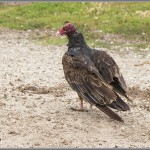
95, 104, 124, 122
108, 94, 130, 111
111, 78, 132, 102
116, 94, 130, 110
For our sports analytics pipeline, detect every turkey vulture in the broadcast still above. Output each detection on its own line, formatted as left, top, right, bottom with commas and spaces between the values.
57, 22, 130, 122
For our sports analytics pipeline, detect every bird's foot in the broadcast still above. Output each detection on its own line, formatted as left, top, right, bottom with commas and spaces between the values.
70, 107, 88, 112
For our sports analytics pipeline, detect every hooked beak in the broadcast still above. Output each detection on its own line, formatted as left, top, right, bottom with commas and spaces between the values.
56, 28, 65, 36
56, 31, 60, 36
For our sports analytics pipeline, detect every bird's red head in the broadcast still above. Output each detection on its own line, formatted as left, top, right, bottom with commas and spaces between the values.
57, 22, 77, 36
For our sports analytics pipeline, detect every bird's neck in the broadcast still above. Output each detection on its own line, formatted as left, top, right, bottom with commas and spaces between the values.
67, 32, 89, 48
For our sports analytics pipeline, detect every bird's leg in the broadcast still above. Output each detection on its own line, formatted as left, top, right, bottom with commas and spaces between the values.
79, 95, 84, 110
70, 95, 88, 112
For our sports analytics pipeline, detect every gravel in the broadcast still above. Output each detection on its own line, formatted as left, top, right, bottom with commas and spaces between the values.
0, 29, 150, 148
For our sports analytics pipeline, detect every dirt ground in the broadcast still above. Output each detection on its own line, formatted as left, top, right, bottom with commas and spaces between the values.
0, 28, 150, 148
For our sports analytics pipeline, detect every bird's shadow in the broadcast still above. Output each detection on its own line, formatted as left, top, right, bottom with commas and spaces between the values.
66, 106, 125, 126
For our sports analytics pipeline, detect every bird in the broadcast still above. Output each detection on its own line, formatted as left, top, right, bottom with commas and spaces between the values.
57, 22, 130, 122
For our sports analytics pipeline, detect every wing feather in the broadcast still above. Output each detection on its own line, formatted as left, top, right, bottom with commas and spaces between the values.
63, 52, 117, 106
94, 50, 128, 98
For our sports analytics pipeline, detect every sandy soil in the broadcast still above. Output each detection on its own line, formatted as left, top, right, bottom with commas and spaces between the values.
0, 29, 150, 148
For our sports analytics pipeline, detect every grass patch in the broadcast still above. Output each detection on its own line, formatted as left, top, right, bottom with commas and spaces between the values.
0, 2, 150, 47
41, 36, 67, 46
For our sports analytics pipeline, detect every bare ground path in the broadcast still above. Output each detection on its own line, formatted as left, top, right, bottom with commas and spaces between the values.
0, 29, 150, 148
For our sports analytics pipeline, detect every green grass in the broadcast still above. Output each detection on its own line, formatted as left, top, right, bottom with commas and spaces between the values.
0, 2, 150, 47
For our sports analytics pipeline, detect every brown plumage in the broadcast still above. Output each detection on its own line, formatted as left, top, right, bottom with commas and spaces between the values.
58, 22, 130, 122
